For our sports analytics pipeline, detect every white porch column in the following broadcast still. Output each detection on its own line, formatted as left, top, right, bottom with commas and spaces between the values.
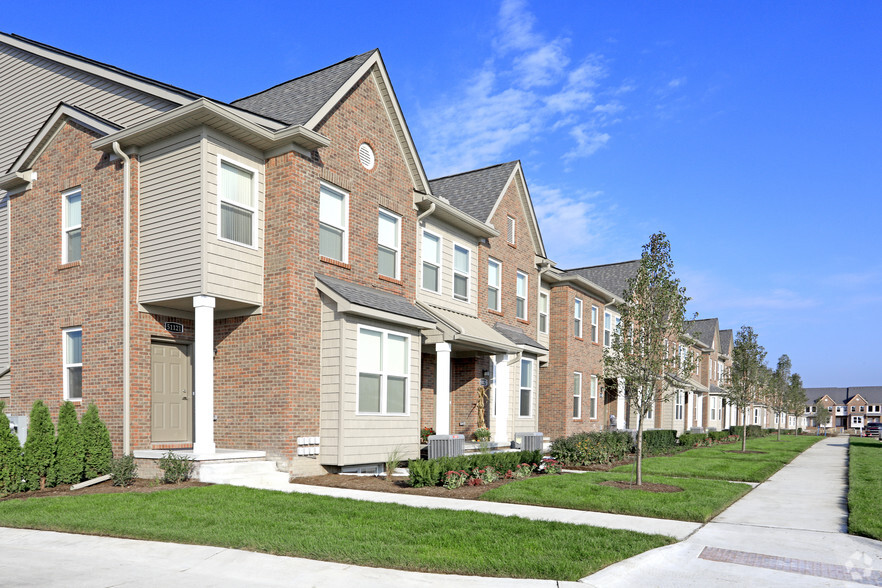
193, 295, 216, 454
493, 354, 510, 443
686, 390, 694, 429
435, 343, 452, 435
616, 378, 626, 430
696, 393, 703, 429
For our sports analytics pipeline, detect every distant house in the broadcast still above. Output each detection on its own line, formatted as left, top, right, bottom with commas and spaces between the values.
804, 387, 882, 431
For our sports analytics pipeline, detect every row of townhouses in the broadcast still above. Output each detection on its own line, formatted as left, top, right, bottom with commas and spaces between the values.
804, 387, 882, 430
0, 34, 801, 476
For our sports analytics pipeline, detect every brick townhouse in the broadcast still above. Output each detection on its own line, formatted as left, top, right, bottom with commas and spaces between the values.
804, 387, 882, 431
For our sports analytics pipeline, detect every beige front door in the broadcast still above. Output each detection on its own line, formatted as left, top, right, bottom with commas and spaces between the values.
151, 342, 193, 443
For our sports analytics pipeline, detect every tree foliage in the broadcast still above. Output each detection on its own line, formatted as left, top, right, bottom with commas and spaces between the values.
784, 373, 807, 428
22, 400, 56, 490
815, 400, 831, 430
725, 326, 767, 451
54, 401, 84, 485
603, 232, 695, 484
82, 403, 112, 479
766, 354, 791, 440
0, 401, 23, 494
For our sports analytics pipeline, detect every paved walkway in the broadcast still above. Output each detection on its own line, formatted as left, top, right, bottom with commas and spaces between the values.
584, 437, 882, 586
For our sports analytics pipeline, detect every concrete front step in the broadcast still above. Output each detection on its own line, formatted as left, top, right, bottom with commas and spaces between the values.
198, 460, 286, 485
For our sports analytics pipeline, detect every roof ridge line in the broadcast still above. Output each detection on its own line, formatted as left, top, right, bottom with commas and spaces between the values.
563, 259, 641, 272
429, 160, 518, 183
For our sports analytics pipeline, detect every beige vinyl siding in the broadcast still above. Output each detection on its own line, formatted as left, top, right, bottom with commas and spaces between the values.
322, 312, 420, 466
510, 354, 539, 436
202, 130, 264, 306
0, 42, 180, 173
138, 130, 203, 303
319, 296, 341, 463
416, 218, 478, 315
660, 393, 677, 431
0, 194, 7, 397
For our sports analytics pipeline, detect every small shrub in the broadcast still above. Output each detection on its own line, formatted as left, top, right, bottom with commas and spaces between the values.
82, 403, 112, 479
408, 450, 541, 487
443, 470, 468, 489
541, 457, 562, 475
419, 427, 435, 444
708, 431, 729, 442
22, 400, 56, 490
473, 427, 491, 442
0, 402, 23, 494
53, 401, 84, 485
158, 451, 194, 483
110, 454, 137, 487
513, 462, 535, 479
797, 427, 803, 435
549, 431, 632, 466
642, 429, 678, 455
678, 432, 707, 448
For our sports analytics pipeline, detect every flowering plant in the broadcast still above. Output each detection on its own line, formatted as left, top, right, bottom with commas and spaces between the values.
420, 427, 435, 444
473, 427, 491, 442
443, 469, 469, 489
541, 457, 562, 475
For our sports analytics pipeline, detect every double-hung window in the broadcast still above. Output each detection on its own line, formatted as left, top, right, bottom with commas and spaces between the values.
377, 210, 400, 279
319, 183, 348, 261
675, 391, 684, 420
516, 271, 528, 320
421, 231, 441, 292
589, 375, 598, 419
603, 312, 612, 346
219, 160, 257, 247
519, 358, 533, 417
574, 298, 583, 338
453, 244, 470, 301
62, 188, 81, 263
538, 292, 548, 334
63, 328, 82, 401
591, 306, 598, 342
357, 327, 409, 414
573, 372, 582, 419
487, 258, 501, 311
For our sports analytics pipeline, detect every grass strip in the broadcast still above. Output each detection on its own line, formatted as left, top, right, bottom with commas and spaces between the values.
482, 472, 751, 522
0, 484, 673, 581
848, 436, 882, 540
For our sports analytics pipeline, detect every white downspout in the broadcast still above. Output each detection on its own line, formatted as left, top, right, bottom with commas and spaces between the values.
112, 142, 132, 455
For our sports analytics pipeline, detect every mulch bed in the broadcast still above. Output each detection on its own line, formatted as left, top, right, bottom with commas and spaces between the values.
598, 480, 683, 493
0, 478, 209, 502
290, 473, 519, 499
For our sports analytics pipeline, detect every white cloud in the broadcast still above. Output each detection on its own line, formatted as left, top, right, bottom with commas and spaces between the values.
564, 126, 610, 159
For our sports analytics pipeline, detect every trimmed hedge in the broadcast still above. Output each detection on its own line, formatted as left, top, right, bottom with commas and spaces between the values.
82, 403, 112, 479
53, 401, 84, 485
409, 450, 542, 488
550, 431, 633, 466
678, 432, 707, 447
642, 429, 678, 454
22, 400, 55, 490
0, 402, 23, 494
728, 425, 766, 438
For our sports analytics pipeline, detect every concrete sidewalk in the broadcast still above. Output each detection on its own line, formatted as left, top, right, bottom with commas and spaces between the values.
584, 437, 882, 587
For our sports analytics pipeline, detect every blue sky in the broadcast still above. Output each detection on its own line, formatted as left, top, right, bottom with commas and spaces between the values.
7, 1, 881, 386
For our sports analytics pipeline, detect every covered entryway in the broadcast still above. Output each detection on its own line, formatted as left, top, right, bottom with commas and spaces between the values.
151, 341, 193, 444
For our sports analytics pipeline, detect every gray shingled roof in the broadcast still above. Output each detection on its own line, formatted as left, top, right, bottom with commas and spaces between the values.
493, 322, 547, 351
231, 50, 376, 126
685, 318, 718, 349
315, 274, 434, 323
563, 260, 641, 299
719, 329, 733, 355
806, 387, 882, 405
428, 161, 519, 222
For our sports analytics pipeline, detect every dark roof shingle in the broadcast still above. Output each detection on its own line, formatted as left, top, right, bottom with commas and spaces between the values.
563, 260, 641, 299
428, 161, 518, 222
685, 318, 719, 349
315, 274, 434, 323
231, 50, 376, 126
719, 329, 733, 355
493, 322, 547, 351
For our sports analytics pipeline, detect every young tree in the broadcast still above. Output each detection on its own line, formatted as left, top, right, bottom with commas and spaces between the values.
54, 401, 84, 485
766, 354, 791, 441
22, 400, 56, 490
784, 373, 807, 432
724, 326, 767, 451
604, 232, 696, 485
815, 400, 831, 434
82, 403, 112, 479
0, 401, 23, 494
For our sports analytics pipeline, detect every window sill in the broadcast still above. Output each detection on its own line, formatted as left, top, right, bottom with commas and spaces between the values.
507, 242, 517, 249
575, 336, 584, 342
378, 275, 402, 286
320, 256, 351, 269
488, 309, 504, 317
58, 260, 82, 271
517, 318, 530, 325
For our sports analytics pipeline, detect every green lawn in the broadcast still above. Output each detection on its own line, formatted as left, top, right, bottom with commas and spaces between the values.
482, 472, 751, 522
0, 485, 672, 581
612, 435, 821, 482
848, 436, 882, 540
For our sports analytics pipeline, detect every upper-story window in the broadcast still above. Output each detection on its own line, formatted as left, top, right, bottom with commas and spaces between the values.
377, 210, 400, 279
488, 258, 501, 311
421, 231, 441, 292
507, 216, 516, 245
538, 292, 548, 334
319, 183, 348, 262
591, 306, 598, 342
574, 298, 583, 338
357, 326, 409, 415
219, 160, 257, 248
603, 312, 612, 346
516, 271, 528, 320
63, 327, 82, 401
62, 188, 81, 263
453, 244, 470, 301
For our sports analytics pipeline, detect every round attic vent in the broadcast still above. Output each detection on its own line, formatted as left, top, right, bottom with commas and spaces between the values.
359, 142, 375, 170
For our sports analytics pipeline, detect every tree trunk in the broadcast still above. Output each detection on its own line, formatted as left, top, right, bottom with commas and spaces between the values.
776, 419, 781, 441
741, 410, 748, 452
636, 414, 644, 486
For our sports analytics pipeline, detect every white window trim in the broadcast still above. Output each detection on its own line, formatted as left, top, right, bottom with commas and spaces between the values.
378, 208, 401, 280
573, 372, 582, 420
574, 298, 583, 338
62, 327, 82, 402
452, 242, 471, 302
507, 215, 516, 245
675, 391, 684, 420
355, 326, 411, 416
319, 181, 349, 262
603, 312, 612, 347
61, 187, 81, 263
591, 305, 598, 343
421, 229, 442, 293
538, 291, 549, 334
590, 374, 598, 420
488, 257, 502, 311
516, 271, 528, 320
519, 357, 534, 418
217, 155, 259, 250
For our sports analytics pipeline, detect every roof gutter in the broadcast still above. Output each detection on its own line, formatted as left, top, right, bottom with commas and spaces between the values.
112, 141, 132, 455
414, 193, 498, 238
